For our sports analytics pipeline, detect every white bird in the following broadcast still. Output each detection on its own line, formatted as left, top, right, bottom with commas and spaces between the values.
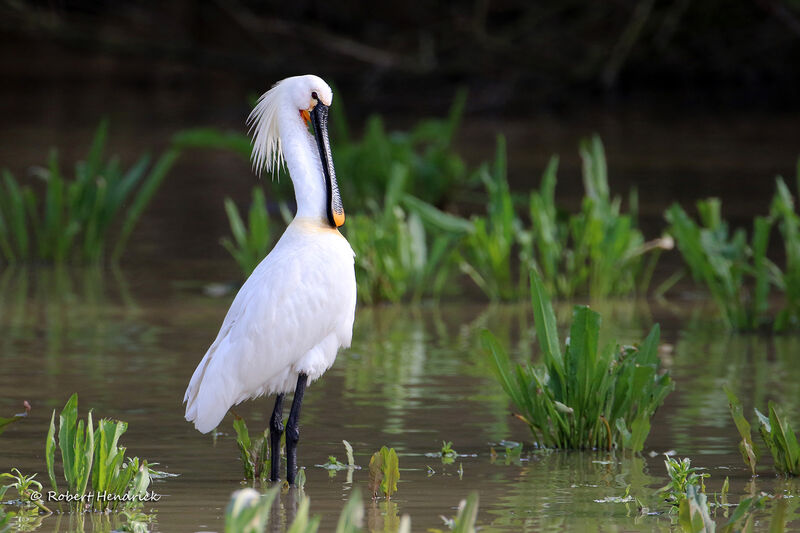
183, 74, 356, 484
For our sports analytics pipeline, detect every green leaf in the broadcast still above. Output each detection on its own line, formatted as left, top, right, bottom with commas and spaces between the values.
402, 194, 473, 234
530, 270, 565, 383
78, 410, 95, 497
380, 447, 399, 499
0, 413, 25, 436
126, 461, 151, 501
58, 393, 79, 490
384, 164, 407, 209
232, 417, 255, 480
567, 305, 600, 413
93, 418, 128, 496
723, 385, 760, 474
46, 410, 58, 494
112, 148, 180, 261
334, 489, 364, 533
484, 270, 671, 450
767, 402, 800, 474
225, 486, 280, 533
2, 171, 30, 258
85, 119, 109, 180
678, 485, 715, 533
225, 198, 249, 249
343, 440, 355, 468
172, 128, 252, 160
286, 495, 321, 533
579, 135, 609, 203
751, 216, 772, 327
628, 414, 651, 454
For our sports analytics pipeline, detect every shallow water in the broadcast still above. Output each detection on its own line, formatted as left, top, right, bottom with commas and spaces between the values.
1, 266, 799, 531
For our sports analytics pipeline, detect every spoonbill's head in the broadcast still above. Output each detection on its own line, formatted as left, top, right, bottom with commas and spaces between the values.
247, 74, 343, 227
288, 74, 333, 113
247, 75, 333, 174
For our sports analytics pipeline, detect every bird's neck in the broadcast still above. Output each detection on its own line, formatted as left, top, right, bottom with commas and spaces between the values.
278, 108, 328, 223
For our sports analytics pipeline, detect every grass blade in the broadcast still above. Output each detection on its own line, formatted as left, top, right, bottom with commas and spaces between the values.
530, 270, 565, 382
112, 147, 180, 261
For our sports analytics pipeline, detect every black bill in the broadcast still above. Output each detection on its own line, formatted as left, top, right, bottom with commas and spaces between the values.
310, 102, 345, 227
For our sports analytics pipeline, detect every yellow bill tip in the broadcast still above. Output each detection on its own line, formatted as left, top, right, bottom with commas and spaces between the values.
333, 210, 345, 227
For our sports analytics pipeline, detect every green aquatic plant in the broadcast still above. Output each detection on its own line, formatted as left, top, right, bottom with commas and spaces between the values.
44, 393, 167, 512
172, 127, 253, 160
346, 165, 461, 304
225, 486, 366, 533
665, 199, 772, 331
331, 89, 467, 207
440, 441, 458, 459
0, 507, 11, 533
723, 385, 761, 475
660, 456, 710, 507
719, 493, 771, 533
0, 401, 30, 436
457, 136, 523, 301
678, 484, 716, 533
483, 270, 674, 450
221, 187, 277, 278
224, 485, 475, 532
0, 120, 180, 264
117, 508, 154, 533
368, 446, 399, 500
232, 416, 270, 481
725, 387, 800, 475
770, 169, 800, 331
525, 136, 669, 299
342, 440, 356, 468
317, 440, 358, 473
658, 457, 716, 531
46, 394, 94, 504
285, 497, 320, 533
334, 489, 367, 533
321, 456, 347, 470
435, 492, 479, 533
425, 441, 460, 465
225, 486, 281, 533
413, 135, 666, 301
667, 169, 800, 331
489, 441, 523, 466
661, 459, 779, 533
593, 484, 635, 504
0, 469, 51, 515
755, 402, 800, 476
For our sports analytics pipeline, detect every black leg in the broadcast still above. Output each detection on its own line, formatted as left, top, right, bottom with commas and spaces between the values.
285, 373, 308, 485
269, 393, 285, 482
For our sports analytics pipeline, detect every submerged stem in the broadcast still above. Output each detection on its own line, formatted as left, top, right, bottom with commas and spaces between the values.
600, 415, 612, 451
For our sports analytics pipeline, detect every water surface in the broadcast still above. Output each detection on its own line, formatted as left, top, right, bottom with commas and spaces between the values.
1, 266, 798, 531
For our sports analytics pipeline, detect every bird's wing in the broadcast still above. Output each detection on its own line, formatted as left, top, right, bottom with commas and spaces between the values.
184, 227, 355, 433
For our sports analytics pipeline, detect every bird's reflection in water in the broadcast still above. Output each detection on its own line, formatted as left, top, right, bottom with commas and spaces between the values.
267, 486, 300, 533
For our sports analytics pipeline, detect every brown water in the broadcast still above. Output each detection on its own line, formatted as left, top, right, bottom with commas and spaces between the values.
1, 266, 799, 531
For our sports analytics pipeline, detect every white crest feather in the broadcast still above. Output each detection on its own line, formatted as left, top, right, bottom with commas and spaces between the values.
247, 81, 286, 176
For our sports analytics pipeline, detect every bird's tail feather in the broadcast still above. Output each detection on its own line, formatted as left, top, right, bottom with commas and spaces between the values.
184, 343, 231, 434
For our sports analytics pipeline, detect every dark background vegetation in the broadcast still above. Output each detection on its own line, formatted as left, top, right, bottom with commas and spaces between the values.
5, 0, 800, 111
2, 0, 800, 262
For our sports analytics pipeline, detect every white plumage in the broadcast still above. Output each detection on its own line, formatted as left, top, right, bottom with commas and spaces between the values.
184, 75, 356, 436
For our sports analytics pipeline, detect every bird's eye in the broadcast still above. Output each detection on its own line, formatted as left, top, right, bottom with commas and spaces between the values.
311, 91, 319, 101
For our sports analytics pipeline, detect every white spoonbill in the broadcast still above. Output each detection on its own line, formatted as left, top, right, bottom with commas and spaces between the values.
183, 74, 356, 484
